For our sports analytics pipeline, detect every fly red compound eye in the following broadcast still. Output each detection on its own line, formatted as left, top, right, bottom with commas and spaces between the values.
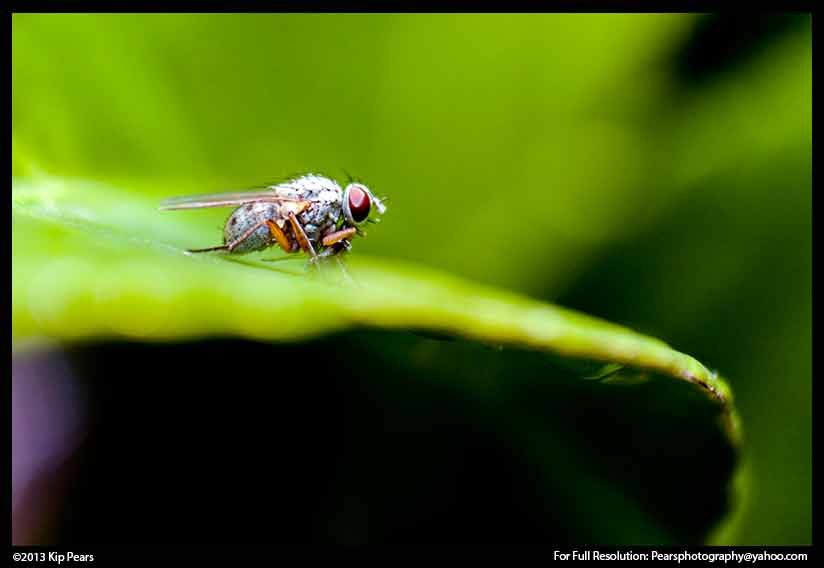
348, 185, 371, 223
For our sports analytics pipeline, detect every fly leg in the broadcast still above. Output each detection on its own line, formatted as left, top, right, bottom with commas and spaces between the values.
188, 219, 287, 254
287, 212, 317, 257
287, 211, 318, 262
187, 222, 262, 254
318, 226, 356, 260
265, 219, 295, 253
313, 245, 355, 284
187, 244, 230, 253
315, 227, 357, 283
321, 227, 357, 248
329, 246, 356, 284
225, 220, 270, 253
259, 219, 300, 261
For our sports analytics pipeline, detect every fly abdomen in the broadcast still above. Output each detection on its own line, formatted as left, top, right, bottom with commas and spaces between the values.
223, 202, 285, 254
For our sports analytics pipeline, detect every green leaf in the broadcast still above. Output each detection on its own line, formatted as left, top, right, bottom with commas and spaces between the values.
12, 174, 741, 543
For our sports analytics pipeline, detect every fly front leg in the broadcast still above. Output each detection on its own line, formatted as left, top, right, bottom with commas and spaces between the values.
316, 238, 352, 259
321, 227, 357, 248
314, 227, 357, 283
312, 245, 355, 283
316, 226, 355, 261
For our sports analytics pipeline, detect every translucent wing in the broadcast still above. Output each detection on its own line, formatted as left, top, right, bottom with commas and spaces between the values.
159, 189, 306, 211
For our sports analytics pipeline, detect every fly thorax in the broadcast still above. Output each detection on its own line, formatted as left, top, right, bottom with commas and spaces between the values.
299, 198, 342, 242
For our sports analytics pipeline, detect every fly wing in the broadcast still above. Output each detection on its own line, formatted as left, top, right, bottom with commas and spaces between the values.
159, 189, 307, 211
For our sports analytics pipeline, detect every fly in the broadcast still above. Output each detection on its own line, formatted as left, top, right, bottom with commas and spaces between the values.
159, 174, 387, 266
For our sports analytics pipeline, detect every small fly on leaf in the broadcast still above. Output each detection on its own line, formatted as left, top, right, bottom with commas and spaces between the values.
160, 174, 387, 268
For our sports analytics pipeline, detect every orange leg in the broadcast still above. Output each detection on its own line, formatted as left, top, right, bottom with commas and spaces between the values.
287, 212, 317, 258
321, 227, 357, 247
265, 219, 294, 252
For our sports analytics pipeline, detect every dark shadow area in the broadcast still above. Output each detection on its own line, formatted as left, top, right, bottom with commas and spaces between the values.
673, 13, 809, 87
55, 330, 736, 544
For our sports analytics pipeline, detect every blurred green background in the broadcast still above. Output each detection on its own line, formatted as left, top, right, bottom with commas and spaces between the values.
12, 13, 810, 544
